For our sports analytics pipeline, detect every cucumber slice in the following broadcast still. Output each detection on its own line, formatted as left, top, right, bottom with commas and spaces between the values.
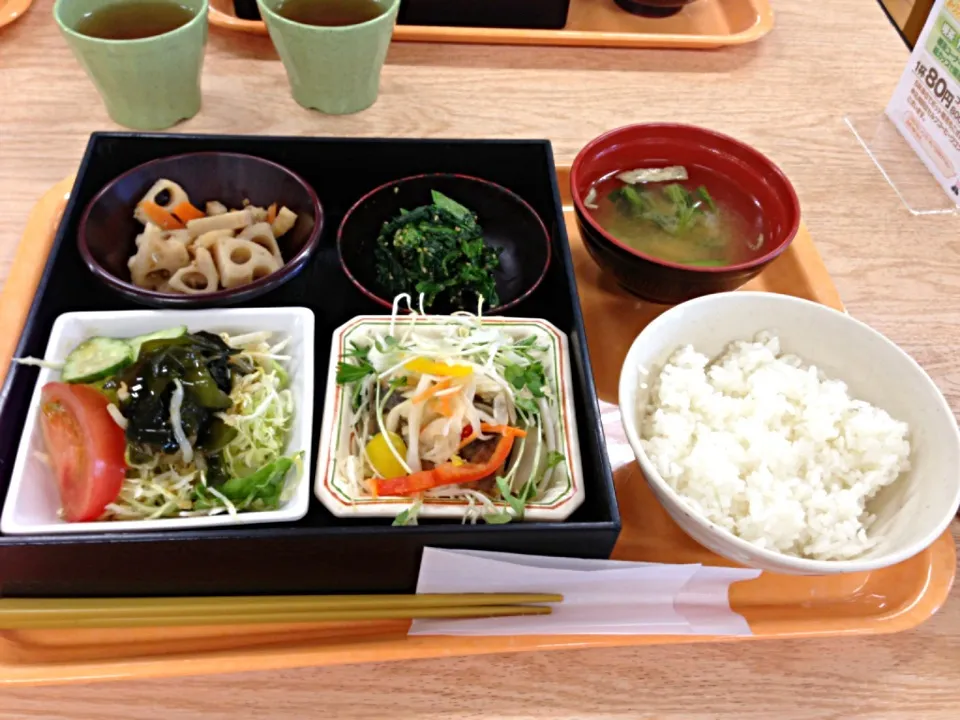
129, 325, 188, 359
61, 338, 135, 384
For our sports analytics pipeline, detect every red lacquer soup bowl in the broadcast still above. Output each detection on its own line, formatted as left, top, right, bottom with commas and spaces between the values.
570, 123, 801, 305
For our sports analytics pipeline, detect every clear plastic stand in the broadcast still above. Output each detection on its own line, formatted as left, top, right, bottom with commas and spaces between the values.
844, 112, 960, 216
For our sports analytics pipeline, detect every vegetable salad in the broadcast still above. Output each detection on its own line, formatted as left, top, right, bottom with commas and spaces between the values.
334, 296, 567, 526
22, 326, 300, 522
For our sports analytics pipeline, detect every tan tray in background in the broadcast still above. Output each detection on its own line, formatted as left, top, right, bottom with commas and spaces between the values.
208, 0, 774, 49
0, 168, 953, 687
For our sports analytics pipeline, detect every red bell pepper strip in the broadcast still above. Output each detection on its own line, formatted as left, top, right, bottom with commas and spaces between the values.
373, 432, 518, 497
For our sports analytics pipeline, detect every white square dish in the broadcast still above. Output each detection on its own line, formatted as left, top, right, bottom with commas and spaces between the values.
314, 315, 585, 522
1, 307, 314, 535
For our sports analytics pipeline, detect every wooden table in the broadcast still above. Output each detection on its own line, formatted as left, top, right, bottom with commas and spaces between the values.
1, 0, 958, 717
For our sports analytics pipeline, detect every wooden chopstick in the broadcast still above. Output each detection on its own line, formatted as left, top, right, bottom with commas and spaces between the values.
0, 603, 553, 630
0, 593, 562, 618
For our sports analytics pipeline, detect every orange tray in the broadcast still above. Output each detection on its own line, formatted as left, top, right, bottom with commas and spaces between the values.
208, 0, 773, 49
0, 0, 33, 31
0, 169, 954, 687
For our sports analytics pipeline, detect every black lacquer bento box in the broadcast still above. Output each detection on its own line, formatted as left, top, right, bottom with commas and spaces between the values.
0, 133, 620, 598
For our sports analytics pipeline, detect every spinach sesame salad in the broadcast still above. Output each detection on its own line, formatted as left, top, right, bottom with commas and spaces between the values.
331, 294, 574, 527
373, 191, 502, 312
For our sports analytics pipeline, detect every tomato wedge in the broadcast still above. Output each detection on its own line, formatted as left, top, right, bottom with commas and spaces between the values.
38, 382, 126, 522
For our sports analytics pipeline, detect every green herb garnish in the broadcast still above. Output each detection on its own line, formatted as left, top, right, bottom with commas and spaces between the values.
392, 498, 423, 526
698, 185, 717, 212
216, 454, 299, 510
496, 476, 527, 518
613, 182, 719, 237
336, 360, 375, 385
336, 342, 376, 385
373, 190, 501, 311
483, 511, 514, 524
504, 361, 547, 398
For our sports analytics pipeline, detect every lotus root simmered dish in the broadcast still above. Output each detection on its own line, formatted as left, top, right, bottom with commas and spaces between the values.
128, 179, 299, 294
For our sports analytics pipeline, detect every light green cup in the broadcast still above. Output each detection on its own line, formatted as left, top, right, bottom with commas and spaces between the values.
53, 0, 208, 131
257, 0, 400, 115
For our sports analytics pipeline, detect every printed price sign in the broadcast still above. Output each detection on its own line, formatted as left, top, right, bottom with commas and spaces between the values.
887, 0, 960, 202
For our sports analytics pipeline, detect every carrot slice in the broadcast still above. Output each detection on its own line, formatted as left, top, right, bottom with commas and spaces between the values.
456, 424, 525, 450
266, 202, 278, 224
480, 424, 527, 439
140, 201, 185, 230
430, 393, 455, 418
410, 377, 452, 405
171, 201, 205, 223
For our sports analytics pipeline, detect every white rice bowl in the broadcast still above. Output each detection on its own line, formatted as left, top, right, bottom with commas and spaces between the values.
640, 332, 911, 561
618, 292, 960, 575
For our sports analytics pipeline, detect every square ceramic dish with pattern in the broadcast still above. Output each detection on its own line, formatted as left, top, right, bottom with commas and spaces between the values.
314, 314, 585, 522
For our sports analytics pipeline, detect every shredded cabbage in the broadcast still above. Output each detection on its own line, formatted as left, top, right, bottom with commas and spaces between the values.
104, 331, 298, 520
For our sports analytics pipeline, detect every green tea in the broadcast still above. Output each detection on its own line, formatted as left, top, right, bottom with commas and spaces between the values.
586, 166, 764, 268
74, 1, 195, 40
275, 0, 385, 26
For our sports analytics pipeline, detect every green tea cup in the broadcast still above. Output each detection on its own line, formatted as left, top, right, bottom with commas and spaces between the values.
257, 0, 400, 115
53, 0, 208, 131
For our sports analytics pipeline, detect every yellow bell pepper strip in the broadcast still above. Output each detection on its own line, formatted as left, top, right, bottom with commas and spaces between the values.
365, 432, 408, 479
404, 357, 472, 378
372, 432, 519, 497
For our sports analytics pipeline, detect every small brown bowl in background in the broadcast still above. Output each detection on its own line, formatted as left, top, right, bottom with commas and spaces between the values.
338, 173, 551, 315
570, 123, 801, 306
78, 152, 323, 308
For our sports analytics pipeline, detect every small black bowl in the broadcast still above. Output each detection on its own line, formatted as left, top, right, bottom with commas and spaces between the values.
79, 152, 323, 308
337, 173, 551, 314
232, 0, 261, 20
614, 0, 697, 18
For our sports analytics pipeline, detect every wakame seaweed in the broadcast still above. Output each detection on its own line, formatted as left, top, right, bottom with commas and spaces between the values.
118, 332, 241, 454
374, 190, 501, 310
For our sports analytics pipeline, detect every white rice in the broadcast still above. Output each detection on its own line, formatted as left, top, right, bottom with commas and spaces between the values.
640, 332, 911, 561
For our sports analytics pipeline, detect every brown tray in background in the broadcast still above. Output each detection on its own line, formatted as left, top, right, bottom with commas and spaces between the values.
208, 0, 774, 49
0, 168, 953, 687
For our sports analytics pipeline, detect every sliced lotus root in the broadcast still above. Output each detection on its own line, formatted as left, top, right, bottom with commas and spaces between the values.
186, 208, 254, 238
128, 234, 190, 290
133, 179, 190, 225
238, 222, 283, 265
271, 206, 297, 237
205, 200, 228, 216
193, 229, 236, 254
212, 236, 280, 289
167, 247, 220, 294
136, 227, 191, 250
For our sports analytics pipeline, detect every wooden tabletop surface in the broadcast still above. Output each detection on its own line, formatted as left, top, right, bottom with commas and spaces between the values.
1, 0, 959, 717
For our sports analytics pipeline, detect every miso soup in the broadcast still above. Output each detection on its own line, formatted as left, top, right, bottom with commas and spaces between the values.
585, 165, 765, 268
